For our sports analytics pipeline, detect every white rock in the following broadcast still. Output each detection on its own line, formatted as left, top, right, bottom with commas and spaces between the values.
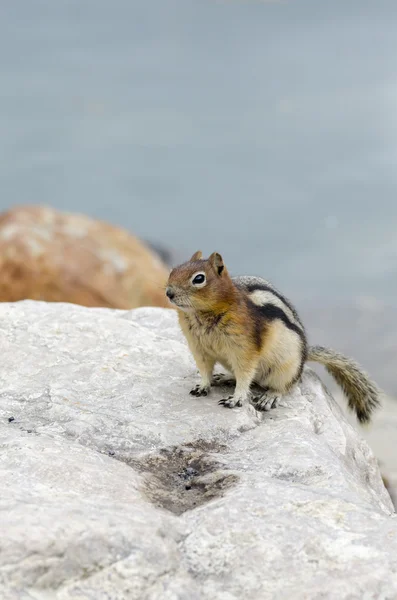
0, 301, 396, 600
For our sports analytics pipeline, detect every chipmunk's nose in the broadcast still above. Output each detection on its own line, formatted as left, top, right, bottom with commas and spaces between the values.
166, 287, 175, 300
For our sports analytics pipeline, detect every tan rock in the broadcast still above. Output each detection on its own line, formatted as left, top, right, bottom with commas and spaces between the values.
0, 205, 171, 309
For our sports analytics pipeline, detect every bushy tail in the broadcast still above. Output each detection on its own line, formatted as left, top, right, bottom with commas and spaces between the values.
308, 345, 380, 423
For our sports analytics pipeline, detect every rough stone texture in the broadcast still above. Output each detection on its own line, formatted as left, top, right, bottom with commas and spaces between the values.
0, 301, 396, 600
0, 205, 170, 309
335, 392, 397, 509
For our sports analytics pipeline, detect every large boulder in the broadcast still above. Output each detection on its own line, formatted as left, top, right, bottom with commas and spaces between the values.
0, 205, 170, 309
0, 301, 396, 600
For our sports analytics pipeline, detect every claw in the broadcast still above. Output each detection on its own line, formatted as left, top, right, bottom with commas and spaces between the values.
218, 395, 241, 408
218, 395, 233, 406
190, 384, 209, 397
252, 393, 279, 411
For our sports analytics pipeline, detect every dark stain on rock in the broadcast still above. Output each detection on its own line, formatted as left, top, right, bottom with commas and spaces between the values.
128, 441, 238, 515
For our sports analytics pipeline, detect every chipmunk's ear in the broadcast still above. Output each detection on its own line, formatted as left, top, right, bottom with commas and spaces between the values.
190, 250, 203, 261
209, 252, 224, 276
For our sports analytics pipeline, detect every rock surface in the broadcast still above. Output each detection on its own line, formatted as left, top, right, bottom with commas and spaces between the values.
0, 205, 170, 309
336, 391, 397, 509
0, 301, 396, 600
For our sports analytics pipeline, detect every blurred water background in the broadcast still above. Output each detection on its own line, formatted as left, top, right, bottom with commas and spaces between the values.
1, 0, 397, 391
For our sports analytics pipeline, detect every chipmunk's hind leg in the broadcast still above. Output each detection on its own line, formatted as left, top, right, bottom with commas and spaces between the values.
252, 357, 302, 411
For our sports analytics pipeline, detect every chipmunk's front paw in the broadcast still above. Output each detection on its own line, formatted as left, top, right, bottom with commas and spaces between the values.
218, 395, 242, 408
190, 384, 210, 397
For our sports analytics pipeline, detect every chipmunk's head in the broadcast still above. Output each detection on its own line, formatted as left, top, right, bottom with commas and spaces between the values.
166, 251, 233, 312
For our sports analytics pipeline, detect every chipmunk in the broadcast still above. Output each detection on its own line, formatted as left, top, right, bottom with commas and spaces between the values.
165, 251, 380, 422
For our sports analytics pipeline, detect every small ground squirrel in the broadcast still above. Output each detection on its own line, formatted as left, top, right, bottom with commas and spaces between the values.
165, 251, 381, 423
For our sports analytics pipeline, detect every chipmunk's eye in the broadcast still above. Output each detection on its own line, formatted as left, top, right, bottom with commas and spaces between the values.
191, 272, 206, 287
